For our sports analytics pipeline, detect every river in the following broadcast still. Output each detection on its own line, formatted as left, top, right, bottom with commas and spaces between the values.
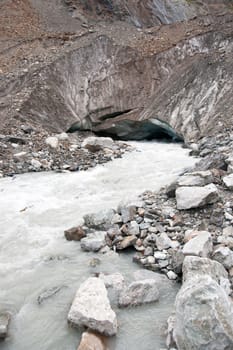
0, 141, 197, 350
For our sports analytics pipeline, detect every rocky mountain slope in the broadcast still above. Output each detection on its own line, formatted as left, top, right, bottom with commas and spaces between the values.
0, 0, 233, 142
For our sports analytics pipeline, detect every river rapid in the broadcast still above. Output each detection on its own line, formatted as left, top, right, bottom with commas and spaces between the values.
0, 141, 197, 350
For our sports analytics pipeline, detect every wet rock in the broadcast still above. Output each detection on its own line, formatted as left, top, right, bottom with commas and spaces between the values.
115, 235, 137, 250
212, 246, 233, 270
77, 331, 108, 350
174, 275, 233, 350
118, 279, 159, 307
68, 277, 117, 336
133, 269, 169, 284
45, 136, 59, 149
223, 173, 233, 190
99, 272, 125, 291
37, 286, 64, 304
81, 137, 115, 152
80, 231, 106, 252
120, 205, 136, 223
176, 184, 219, 210
0, 312, 10, 339
64, 226, 86, 241
84, 210, 115, 230
182, 231, 213, 258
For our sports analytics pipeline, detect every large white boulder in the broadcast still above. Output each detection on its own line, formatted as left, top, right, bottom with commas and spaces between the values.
118, 279, 159, 307
176, 184, 219, 210
223, 173, 233, 190
182, 231, 213, 258
174, 275, 233, 350
81, 137, 115, 152
45, 136, 59, 149
177, 171, 213, 187
68, 277, 117, 336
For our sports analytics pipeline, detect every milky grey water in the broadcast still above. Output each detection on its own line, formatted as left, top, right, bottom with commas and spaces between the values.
0, 141, 197, 350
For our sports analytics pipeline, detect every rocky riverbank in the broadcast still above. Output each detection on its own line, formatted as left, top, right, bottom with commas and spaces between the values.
63, 129, 233, 349
0, 123, 131, 177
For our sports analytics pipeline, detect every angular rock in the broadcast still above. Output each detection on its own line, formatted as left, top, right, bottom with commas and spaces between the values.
182, 256, 228, 284
182, 231, 213, 258
118, 279, 159, 307
223, 173, 233, 190
212, 246, 233, 270
64, 226, 86, 241
77, 331, 108, 350
81, 137, 115, 152
176, 184, 219, 210
31, 159, 42, 169
84, 210, 115, 230
80, 232, 106, 252
99, 272, 125, 291
115, 235, 137, 250
68, 277, 117, 336
174, 275, 233, 350
156, 232, 175, 250
0, 313, 10, 339
120, 205, 136, 223
177, 171, 213, 187
45, 136, 59, 149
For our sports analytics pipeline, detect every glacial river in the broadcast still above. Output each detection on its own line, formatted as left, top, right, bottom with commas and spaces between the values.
0, 141, 197, 350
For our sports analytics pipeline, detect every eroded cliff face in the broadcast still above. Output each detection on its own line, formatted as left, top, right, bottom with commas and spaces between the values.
0, 0, 233, 142
65, 0, 231, 27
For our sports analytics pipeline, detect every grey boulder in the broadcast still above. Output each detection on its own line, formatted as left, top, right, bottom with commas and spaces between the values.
174, 275, 233, 350
80, 231, 106, 252
118, 279, 159, 307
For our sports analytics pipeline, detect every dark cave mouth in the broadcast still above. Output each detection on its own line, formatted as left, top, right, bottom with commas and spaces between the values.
67, 117, 183, 142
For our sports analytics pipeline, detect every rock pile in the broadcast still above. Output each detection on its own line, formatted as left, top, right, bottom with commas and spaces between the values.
0, 125, 131, 177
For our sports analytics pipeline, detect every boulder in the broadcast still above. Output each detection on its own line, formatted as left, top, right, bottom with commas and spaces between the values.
45, 136, 59, 148
118, 279, 159, 307
182, 231, 213, 258
64, 226, 86, 241
182, 256, 228, 283
81, 137, 115, 152
115, 235, 137, 250
99, 272, 125, 292
84, 210, 115, 230
176, 184, 219, 210
119, 205, 136, 223
0, 313, 10, 339
77, 331, 108, 350
223, 174, 233, 190
156, 232, 176, 250
174, 275, 233, 350
177, 171, 213, 187
80, 232, 106, 252
212, 246, 233, 270
68, 277, 117, 336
